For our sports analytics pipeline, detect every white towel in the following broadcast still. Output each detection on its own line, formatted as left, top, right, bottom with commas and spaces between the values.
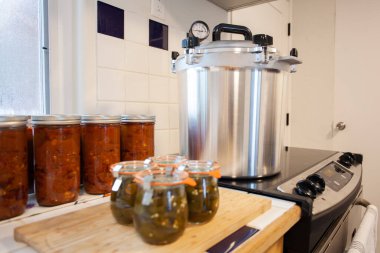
348, 205, 378, 253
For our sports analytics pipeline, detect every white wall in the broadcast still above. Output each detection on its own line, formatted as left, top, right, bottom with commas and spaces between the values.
230, 0, 292, 146
291, 0, 336, 150
334, 0, 380, 250
230, 0, 291, 55
49, 0, 77, 114
49, 0, 227, 155
292, 0, 380, 248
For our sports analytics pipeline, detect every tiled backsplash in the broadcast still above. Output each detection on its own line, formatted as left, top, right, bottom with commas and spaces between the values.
88, 0, 226, 155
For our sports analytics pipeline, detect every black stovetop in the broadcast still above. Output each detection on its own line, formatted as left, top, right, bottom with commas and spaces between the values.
218, 147, 338, 215
219, 147, 337, 191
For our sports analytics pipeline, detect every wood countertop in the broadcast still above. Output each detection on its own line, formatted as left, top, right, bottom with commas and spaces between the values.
236, 204, 301, 253
1, 188, 301, 253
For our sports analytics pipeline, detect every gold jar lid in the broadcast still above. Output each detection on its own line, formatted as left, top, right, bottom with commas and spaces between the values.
81, 115, 120, 124
121, 114, 155, 123
0, 115, 28, 128
31, 115, 81, 125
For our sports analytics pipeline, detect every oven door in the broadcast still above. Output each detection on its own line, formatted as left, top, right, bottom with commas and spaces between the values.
312, 192, 364, 253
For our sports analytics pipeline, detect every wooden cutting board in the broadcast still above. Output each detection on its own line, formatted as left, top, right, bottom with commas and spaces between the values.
14, 188, 271, 253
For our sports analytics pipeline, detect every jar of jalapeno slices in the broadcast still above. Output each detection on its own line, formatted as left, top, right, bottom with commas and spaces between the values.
110, 161, 153, 225
133, 168, 196, 245
147, 154, 187, 168
185, 160, 221, 224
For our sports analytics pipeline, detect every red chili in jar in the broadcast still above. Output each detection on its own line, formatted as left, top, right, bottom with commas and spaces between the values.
81, 115, 121, 194
0, 116, 29, 221
32, 115, 81, 206
120, 115, 155, 161
27, 118, 34, 194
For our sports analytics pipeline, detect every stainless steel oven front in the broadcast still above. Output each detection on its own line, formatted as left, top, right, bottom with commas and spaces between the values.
312, 191, 364, 253
277, 152, 363, 253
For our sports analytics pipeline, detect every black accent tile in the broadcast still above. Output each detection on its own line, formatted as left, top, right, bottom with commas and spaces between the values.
97, 1, 124, 39
149, 19, 168, 50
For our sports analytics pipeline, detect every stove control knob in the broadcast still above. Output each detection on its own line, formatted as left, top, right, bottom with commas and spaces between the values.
306, 174, 325, 193
294, 179, 317, 199
338, 153, 355, 168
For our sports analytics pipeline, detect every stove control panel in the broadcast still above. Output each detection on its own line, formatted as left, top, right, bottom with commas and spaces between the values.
318, 162, 353, 191
277, 152, 362, 215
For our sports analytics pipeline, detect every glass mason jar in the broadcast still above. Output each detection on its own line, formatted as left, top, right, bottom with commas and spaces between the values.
32, 115, 81, 206
81, 115, 121, 194
147, 155, 187, 169
110, 161, 152, 225
0, 116, 29, 221
133, 168, 196, 245
185, 161, 221, 224
27, 117, 34, 194
120, 115, 155, 161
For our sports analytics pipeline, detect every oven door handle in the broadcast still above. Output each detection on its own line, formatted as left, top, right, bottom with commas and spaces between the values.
355, 198, 370, 208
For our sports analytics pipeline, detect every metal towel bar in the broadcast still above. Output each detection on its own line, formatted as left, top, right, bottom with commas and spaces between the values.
355, 198, 371, 208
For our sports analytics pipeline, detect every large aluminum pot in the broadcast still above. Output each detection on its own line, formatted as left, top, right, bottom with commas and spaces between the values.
175, 24, 301, 178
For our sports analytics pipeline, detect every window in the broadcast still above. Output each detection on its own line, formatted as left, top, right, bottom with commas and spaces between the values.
0, 0, 49, 115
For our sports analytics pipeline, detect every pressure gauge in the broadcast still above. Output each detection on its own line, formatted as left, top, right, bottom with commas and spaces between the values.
189, 20, 210, 41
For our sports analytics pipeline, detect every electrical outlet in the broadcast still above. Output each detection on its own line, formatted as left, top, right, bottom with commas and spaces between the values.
151, 0, 165, 20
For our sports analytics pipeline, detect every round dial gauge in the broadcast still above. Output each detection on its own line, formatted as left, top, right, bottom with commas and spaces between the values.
190, 21, 210, 41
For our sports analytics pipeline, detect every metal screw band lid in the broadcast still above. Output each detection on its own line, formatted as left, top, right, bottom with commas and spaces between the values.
81, 115, 121, 124
121, 115, 155, 123
0, 115, 29, 128
31, 115, 81, 125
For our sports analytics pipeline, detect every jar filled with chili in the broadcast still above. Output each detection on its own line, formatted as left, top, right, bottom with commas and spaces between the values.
110, 161, 153, 225
26, 117, 34, 194
81, 115, 121, 194
120, 115, 155, 161
184, 160, 221, 224
0, 116, 29, 221
32, 115, 81, 206
133, 168, 196, 245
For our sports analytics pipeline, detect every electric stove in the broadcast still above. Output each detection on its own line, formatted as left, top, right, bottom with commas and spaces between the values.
218, 147, 363, 253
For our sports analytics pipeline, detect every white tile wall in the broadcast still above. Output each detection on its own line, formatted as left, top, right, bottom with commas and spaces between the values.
97, 34, 125, 70
155, 130, 170, 155
97, 68, 126, 101
125, 41, 149, 73
168, 27, 185, 53
148, 47, 170, 76
149, 75, 169, 103
125, 102, 149, 114
148, 103, 169, 130
125, 12, 148, 45
125, 72, 149, 102
169, 129, 180, 154
93, 0, 227, 155
169, 104, 179, 129
96, 101, 125, 114
169, 78, 178, 103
